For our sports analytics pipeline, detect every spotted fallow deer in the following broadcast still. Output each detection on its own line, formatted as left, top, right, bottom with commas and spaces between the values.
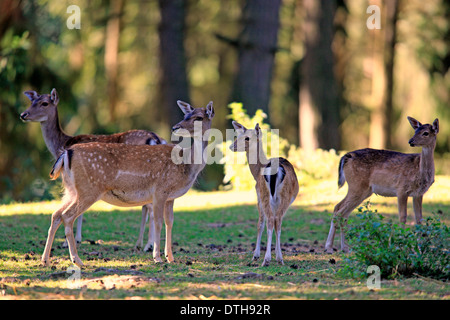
20, 89, 166, 251
325, 116, 440, 254
230, 121, 299, 266
42, 100, 215, 267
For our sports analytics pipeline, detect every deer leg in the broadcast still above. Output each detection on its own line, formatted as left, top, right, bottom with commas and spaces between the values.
135, 205, 148, 250
62, 197, 99, 267
262, 215, 274, 267
397, 194, 408, 224
41, 201, 72, 266
274, 215, 284, 265
253, 200, 265, 261
62, 214, 83, 248
63, 217, 81, 267
413, 196, 423, 224
75, 214, 83, 245
326, 189, 371, 253
340, 190, 372, 252
325, 213, 338, 254
152, 197, 166, 263
326, 196, 353, 253
143, 204, 155, 252
164, 200, 175, 263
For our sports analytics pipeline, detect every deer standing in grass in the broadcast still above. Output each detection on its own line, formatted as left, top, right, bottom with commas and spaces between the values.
43, 100, 215, 267
230, 121, 299, 266
20, 89, 166, 251
325, 116, 440, 254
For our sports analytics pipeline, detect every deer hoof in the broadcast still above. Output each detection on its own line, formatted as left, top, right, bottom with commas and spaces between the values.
72, 257, 84, 268
40, 258, 51, 267
261, 259, 270, 267
154, 257, 163, 264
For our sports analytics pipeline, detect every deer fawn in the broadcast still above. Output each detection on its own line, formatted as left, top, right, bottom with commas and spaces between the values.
230, 121, 299, 266
20, 89, 166, 251
42, 100, 215, 267
325, 116, 439, 254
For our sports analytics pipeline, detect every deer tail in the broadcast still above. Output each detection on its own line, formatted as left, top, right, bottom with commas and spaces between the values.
50, 149, 73, 180
338, 153, 351, 189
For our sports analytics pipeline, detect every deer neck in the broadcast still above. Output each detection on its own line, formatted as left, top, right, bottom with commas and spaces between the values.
185, 136, 209, 178
246, 140, 269, 180
418, 144, 435, 183
40, 111, 71, 159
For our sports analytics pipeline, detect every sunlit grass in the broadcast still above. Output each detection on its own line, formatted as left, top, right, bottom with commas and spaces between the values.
0, 176, 449, 300
2, 175, 449, 219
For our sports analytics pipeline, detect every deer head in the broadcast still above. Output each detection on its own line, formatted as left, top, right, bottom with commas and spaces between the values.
230, 121, 261, 152
172, 101, 215, 138
20, 89, 60, 122
407, 116, 439, 148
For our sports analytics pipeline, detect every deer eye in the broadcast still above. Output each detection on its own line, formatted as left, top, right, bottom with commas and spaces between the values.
41, 102, 49, 107
422, 132, 429, 136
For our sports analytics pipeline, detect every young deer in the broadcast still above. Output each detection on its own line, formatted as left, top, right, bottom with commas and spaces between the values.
230, 121, 299, 266
20, 89, 166, 251
43, 101, 215, 267
325, 116, 439, 254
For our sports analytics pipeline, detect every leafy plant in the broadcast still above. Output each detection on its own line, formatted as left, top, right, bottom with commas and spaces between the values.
221, 102, 342, 191
221, 102, 290, 191
341, 203, 450, 280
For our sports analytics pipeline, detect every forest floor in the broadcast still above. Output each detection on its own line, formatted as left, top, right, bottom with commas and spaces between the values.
0, 176, 449, 300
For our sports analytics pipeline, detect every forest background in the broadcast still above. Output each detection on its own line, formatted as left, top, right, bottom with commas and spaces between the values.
0, 0, 449, 202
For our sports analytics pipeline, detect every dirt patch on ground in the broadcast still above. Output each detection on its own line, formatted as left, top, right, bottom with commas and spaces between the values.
80, 275, 159, 290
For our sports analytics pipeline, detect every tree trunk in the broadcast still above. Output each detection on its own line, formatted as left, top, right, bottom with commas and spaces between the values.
104, 0, 124, 122
158, 0, 190, 127
368, 0, 399, 149
383, 0, 399, 149
231, 0, 282, 122
299, 0, 339, 151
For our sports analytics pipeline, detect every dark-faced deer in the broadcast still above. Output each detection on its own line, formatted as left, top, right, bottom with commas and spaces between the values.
42, 101, 215, 267
325, 116, 439, 253
230, 121, 299, 266
20, 89, 166, 251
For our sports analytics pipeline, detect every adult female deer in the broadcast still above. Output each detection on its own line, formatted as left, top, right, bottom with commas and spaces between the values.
43, 101, 215, 267
20, 89, 165, 250
325, 116, 439, 253
230, 121, 299, 266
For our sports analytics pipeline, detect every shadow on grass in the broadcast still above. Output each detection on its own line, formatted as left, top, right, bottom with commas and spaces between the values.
1, 201, 449, 299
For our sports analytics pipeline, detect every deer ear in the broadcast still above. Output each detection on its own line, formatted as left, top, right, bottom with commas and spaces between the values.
177, 100, 194, 115
407, 116, 422, 130
432, 118, 439, 134
232, 121, 246, 134
254, 123, 261, 136
24, 91, 39, 101
50, 88, 59, 105
206, 101, 214, 119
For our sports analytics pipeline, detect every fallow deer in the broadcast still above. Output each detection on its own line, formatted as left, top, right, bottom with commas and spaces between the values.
325, 116, 439, 254
42, 100, 215, 267
20, 89, 166, 251
230, 121, 299, 266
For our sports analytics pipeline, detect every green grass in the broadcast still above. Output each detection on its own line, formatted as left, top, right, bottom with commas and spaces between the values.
0, 177, 449, 300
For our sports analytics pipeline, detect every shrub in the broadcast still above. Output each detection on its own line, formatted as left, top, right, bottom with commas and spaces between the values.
341, 203, 450, 280
221, 102, 289, 191
221, 102, 342, 190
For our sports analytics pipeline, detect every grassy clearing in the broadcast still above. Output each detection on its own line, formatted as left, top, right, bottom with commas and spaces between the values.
0, 176, 449, 300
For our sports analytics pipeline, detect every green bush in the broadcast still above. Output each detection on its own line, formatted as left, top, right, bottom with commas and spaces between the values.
341, 204, 450, 280
221, 102, 342, 190
221, 102, 289, 191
